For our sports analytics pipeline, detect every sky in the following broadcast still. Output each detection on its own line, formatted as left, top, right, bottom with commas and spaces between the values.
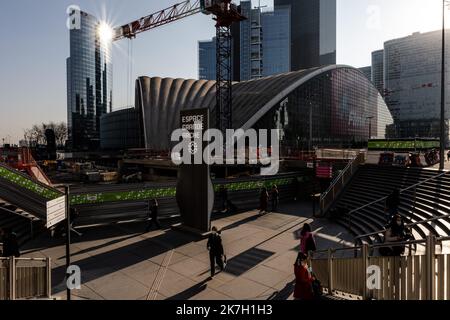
0, 0, 445, 143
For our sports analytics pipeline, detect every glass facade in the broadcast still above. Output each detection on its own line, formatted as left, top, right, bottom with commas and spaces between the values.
199, 1, 291, 81
198, 39, 216, 81
384, 30, 450, 143
274, 0, 336, 70
371, 49, 384, 96
100, 108, 142, 150
359, 66, 372, 82
262, 6, 291, 77
67, 11, 112, 151
253, 67, 393, 150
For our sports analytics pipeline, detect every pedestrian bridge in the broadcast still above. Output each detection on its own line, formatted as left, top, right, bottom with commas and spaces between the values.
1, 162, 301, 227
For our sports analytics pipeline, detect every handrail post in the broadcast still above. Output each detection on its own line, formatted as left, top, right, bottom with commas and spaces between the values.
9, 257, 16, 300
362, 244, 369, 300
46, 257, 52, 299
328, 248, 334, 296
426, 235, 436, 300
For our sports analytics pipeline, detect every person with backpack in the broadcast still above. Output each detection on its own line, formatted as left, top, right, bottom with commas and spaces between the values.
299, 223, 317, 256
293, 253, 314, 300
207, 226, 225, 278
380, 214, 412, 257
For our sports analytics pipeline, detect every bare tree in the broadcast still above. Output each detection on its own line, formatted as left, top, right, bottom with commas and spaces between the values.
23, 122, 67, 147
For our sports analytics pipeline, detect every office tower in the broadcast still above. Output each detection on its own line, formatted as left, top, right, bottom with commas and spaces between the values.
359, 66, 372, 82
274, 0, 336, 70
262, 5, 291, 77
371, 49, 384, 95
198, 38, 217, 80
67, 10, 112, 151
199, 1, 291, 81
384, 30, 450, 141
238, 1, 263, 80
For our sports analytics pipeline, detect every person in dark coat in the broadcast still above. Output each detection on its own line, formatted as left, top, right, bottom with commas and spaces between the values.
385, 189, 400, 223
259, 187, 269, 215
299, 223, 316, 256
1, 228, 20, 258
271, 185, 279, 212
219, 186, 228, 213
207, 226, 224, 278
293, 253, 314, 300
146, 199, 160, 231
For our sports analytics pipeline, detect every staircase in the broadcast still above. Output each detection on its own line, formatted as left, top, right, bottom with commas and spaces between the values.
0, 199, 41, 245
327, 164, 450, 245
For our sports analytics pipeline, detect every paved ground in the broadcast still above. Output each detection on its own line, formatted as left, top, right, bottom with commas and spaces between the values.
22, 201, 354, 300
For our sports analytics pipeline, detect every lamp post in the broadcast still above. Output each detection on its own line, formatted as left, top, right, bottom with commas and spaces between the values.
366, 116, 374, 141
440, 0, 449, 170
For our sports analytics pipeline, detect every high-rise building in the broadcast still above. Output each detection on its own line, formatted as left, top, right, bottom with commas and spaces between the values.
384, 30, 450, 142
66, 11, 112, 151
359, 66, 372, 82
198, 38, 216, 81
371, 49, 384, 96
262, 5, 291, 77
198, 1, 291, 81
274, 0, 336, 70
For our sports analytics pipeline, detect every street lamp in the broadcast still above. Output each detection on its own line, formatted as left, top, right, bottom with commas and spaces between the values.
440, 0, 450, 170
366, 116, 374, 141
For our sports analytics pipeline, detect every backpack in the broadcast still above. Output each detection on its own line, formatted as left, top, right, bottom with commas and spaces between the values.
312, 279, 323, 298
306, 234, 317, 252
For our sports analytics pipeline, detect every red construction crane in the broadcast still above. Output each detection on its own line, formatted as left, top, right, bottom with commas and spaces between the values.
113, 0, 246, 132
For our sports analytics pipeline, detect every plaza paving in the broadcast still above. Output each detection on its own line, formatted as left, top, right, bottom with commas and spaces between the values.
22, 202, 354, 300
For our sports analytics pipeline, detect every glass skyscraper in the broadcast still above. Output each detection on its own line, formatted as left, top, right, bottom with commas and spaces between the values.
198, 38, 217, 81
359, 66, 372, 82
371, 49, 384, 96
262, 5, 291, 77
274, 0, 336, 70
198, 1, 291, 81
67, 11, 112, 151
384, 30, 450, 143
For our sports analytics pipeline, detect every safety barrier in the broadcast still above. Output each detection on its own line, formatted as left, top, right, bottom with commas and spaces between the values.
310, 236, 450, 300
0, 257, 51, 300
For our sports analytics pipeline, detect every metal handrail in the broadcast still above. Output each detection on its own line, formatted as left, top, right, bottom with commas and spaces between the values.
347, 169, 450, 224
313, 236, 450, 259
321, 157, 354, 201
355, 214, 450, 241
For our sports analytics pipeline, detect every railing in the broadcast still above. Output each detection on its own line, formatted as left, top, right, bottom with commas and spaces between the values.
310, 236, 450, 300
346, 170, 450, 230
319, 153, 366, 216
355, 215, 450, 247
0, 257, 51, 300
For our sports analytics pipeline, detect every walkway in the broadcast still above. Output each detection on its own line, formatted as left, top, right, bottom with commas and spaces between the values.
21, 201, 354, 300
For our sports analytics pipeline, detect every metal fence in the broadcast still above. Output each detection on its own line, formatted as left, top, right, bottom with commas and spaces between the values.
0, 257, 51, 300
311, 236, 450, 300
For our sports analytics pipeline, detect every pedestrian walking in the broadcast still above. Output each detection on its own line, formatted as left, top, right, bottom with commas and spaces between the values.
293, 253, 314, 300
259, 187, 269, 215
299, 223, 316, 256
219, 185, 228, 213
271, 185, 279, 212
146, 199, 161, 231
207, 226, 225, 278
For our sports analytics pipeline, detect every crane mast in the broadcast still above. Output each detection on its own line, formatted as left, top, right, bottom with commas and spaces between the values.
113, 0, 245, 133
